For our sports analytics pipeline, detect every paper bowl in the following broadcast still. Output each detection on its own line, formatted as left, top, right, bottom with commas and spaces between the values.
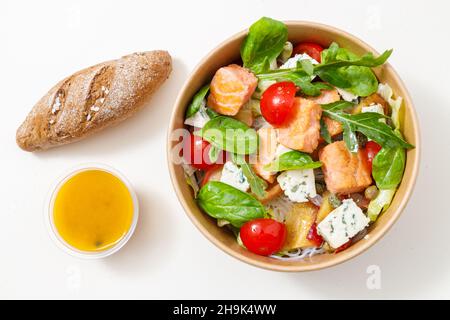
167, 21, 420, 271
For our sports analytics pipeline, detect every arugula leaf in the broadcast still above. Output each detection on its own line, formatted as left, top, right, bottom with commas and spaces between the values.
316, 43, 393, 70
320, 118, 332, 144
264, 151, 322, 172
300, 59, 314, 76
315, 43, 392, 96
185, 85, 210, 118
197, 181, 266, 227
257, 68, 328, 96
241, 17, 288, 74
342, 121, 359, 152
196, 116, 258, 155
231, 154, 267, 198
256, 42, 391, 97
322, 102, 414, 149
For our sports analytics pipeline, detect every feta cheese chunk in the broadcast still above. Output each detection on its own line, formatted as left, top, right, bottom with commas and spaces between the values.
336, 87, 358, 102
317, 199, 370, 248
220, 161, 249, 192
277, 169, 316, 203
184, 101, 210, 128
280, 53, 318, 69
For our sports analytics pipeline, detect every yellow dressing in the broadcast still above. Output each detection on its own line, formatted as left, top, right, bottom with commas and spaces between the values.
53, 169, 134, 252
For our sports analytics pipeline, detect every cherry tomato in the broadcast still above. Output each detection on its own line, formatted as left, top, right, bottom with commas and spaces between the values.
240, 219, 287, 256
183, 133, 223, 170
293, 42, 324, 62
365, 141, 382, 171
201, 165, 223, 187
260, 81, 297, 127
335, 241, 352, 254
307, 223, 324, 247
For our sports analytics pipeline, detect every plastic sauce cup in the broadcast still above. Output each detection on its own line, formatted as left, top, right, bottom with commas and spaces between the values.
45, 163, 139, 259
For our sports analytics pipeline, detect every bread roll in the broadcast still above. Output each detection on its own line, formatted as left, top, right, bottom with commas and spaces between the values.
17, 50, 172, 151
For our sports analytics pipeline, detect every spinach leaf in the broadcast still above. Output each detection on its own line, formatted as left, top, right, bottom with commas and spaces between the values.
185, 85, 210, 118
264, 151, 322, 172
322, 102, 414, 150
197, 181, 266, 227
208, 145, 220, 164
241, 17, 288, 74
372, 136, 406, 189
196, 116, 258, 155
205, 107, 219, 119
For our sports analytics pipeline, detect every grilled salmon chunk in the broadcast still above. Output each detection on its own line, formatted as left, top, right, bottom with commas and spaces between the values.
277, 97, 322, 153
319, 141, 372, 194
309, 88, 343, 137
207, 64, 257, 116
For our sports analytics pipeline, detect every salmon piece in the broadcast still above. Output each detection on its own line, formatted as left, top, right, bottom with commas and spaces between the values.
252, 127, 277, 183
309, 88, 340, 105
309, 88, 343, 137
319, 141, 372, 194
207, 64, 258, 116
277, 97, 322, 153
353, 93, 389, 115
323, 117, 343, 136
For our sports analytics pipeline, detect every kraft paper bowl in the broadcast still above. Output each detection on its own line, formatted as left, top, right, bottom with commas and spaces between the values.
167, 21, 420, 271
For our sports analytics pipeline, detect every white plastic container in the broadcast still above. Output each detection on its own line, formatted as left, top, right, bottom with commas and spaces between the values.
45, 163, 139, 259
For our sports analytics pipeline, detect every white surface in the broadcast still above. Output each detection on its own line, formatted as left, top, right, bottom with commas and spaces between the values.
1, 0, 449, 300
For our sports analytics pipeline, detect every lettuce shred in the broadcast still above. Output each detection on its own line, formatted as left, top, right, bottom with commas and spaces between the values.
367, 189, 396, 222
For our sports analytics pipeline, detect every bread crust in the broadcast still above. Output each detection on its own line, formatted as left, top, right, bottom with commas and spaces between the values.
16, 50, 172, 151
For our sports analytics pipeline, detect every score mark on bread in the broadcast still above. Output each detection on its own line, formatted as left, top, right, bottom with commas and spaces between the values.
16, 50, 172, 151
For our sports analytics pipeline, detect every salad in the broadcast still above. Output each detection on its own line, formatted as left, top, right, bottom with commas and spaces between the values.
180, 17, 414, 259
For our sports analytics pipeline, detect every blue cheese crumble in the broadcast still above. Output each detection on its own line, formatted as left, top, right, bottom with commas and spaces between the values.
317, 199, 370, 248
220, 161, 249, 192
277, 169, 316, 203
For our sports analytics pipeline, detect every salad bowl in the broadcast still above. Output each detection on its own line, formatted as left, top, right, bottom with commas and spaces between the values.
167, 20, 420, 272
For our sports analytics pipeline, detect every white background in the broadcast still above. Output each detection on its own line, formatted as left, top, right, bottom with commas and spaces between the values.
1, 0, 449, 300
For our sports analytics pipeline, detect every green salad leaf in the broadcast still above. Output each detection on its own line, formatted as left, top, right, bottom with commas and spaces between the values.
321, 102, 414, 150
315, 43, 392, 96
196, 116, 258, 155
367, 189, 396, 222
232, 154, 268, 199
197, 181, 266, 227
256, 42, 391, 97
208, 145, 221, 164
256, 66, 331, 96
317, 42, 393, 69
372, 145, 406, 190
264, 151, 322, 172
320, 118, 332, 144
185, 84, 210, 118
241, 17, 288, 74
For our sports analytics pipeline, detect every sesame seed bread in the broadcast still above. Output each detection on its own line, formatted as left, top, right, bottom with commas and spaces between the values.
16, 50, 172, 151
